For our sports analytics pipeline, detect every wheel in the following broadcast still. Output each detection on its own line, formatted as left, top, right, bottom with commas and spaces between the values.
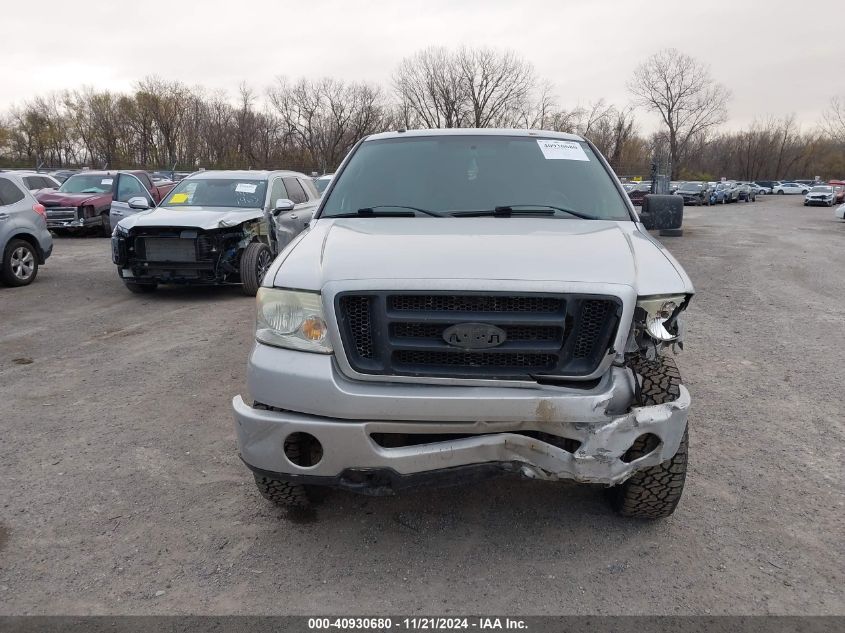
252, 403, 325, 508
123, 280, 157, 293
609, 355, 688, 519
777, 190, 784, 194
240, 242, 273, 296
254, 474, 313, 508
2, 239, 39, 286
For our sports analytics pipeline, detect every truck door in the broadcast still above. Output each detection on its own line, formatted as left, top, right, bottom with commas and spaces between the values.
109, 173, 155, 232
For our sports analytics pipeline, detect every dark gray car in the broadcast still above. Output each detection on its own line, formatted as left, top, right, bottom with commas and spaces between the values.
0, 173, 53, 286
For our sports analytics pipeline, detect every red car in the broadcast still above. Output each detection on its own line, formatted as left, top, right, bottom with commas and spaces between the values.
829, 180, 845, 204
37, 170, 175, 235
626, 182, 651, 206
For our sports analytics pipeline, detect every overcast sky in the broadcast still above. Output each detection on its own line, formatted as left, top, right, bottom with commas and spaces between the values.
2, 0, 840, 133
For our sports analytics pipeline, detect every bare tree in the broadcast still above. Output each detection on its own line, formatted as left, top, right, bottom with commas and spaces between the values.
456, 47, 535, 127
270, 77, 389, 172
628, 48, 730, 177
393, 47, 467, 128
393, 46, 538, 129
821, 96, 845, 143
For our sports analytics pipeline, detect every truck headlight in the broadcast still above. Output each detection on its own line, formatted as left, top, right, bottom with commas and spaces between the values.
636, 295, 688, 342
256, 288, 332, 353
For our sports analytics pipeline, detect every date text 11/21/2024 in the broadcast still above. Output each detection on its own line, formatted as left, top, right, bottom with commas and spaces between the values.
307, 617, 528, 630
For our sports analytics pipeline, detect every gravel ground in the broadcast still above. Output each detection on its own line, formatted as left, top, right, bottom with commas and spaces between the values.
0, 194, 842, 615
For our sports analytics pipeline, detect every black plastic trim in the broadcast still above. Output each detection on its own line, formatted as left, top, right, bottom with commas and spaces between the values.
244, 458, 522, 496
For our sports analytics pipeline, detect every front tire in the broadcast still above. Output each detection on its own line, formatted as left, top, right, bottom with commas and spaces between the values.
2, 239, 39, 286
609, 355, 688, 519
240, 242, 273, 296
254, 474, 312, 508
252, 402, 326, 508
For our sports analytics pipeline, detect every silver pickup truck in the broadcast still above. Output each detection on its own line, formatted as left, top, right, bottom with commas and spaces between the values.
232, 129, 693, 519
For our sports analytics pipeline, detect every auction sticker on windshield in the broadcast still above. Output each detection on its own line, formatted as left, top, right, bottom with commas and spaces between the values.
101, 178, 113, 184
537, 139, 589, 161
236, 183, 258, 193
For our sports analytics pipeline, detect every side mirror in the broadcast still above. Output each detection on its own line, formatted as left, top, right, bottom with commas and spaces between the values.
273, 198, 296, 215
127, 196, 151, 210
640, 194, 683, 235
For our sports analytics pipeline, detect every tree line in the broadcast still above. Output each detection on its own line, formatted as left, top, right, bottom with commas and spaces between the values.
1, 47, 843, 180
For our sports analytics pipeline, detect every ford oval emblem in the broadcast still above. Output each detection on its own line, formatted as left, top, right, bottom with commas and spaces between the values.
443, 323, 507, 349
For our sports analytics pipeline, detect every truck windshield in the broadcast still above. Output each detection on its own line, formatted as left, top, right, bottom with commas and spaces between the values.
58, 174, 115, 194
161, 178, 267, 208
320, 135, 631, 220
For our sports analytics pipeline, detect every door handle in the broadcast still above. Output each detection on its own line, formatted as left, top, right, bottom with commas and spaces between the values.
0, 213, 9, 222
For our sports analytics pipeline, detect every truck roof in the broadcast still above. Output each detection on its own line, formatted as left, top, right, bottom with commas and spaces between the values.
365, 128, 586, 142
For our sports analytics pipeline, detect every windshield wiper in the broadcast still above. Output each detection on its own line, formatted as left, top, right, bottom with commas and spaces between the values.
328, 205, 449, 218
451, 205, 601, 220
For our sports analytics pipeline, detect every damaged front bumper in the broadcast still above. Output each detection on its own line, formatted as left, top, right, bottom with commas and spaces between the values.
45, 208, 98, 229
232, 347, 691, 491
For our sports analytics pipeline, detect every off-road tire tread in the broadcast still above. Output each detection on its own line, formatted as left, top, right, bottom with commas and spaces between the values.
611, 355, 687, 519
251, 401, 317, 507
253, 474, 312, 508
628, 355, 682, 405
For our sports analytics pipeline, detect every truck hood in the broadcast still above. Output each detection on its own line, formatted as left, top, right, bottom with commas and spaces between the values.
119, 206, 264, 231
272, 218, 692, 295
36, 191, 109, 207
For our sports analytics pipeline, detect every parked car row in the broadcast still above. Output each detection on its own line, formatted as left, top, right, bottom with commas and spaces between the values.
626, 177, 845, 208
2, 164, 330, 289
37, 170, 177, 235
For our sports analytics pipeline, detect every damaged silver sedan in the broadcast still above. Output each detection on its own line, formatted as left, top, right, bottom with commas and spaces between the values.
111, 170, 319, 295
232, 129, 694, 518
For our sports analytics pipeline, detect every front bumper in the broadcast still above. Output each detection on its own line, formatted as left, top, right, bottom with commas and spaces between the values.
679, 195, 703, 204
45, 208, 99, 229
112, 235, 226, 285
805, 198, 833, 206
834, 204, 845, 220
232, 347, 691, 488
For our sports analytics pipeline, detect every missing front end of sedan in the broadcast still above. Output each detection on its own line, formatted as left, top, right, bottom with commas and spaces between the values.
112, 220, 272, 295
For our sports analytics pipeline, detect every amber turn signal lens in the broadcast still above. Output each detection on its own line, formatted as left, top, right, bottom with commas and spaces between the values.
300, 316, 327, 341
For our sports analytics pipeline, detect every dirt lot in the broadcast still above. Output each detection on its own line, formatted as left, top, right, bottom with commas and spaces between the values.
1, 194, 843, 615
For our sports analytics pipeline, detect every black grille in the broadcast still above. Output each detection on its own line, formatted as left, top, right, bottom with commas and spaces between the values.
394, 351, 557, 369
336, 292, 621, 380
389, 295, 562, 313
340, 296, 374, 359
391, 322, 561, 342
574, 300, 611, 358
